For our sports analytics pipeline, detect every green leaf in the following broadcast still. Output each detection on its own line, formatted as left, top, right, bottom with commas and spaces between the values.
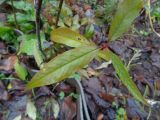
18, 33, 45, 55
50, 27, 91, 48
13, 115, 22, 120
0, 0, 6, 5
26, 46, 99, 89
0, 26, 17, 45
99, 49, 147, 105
7, 1, 34, 23
109, 0, 143, 41
14, 60, 28, 80
59, 91, 65, 100
0, 26, 12, 35
26, 99, 37, 120
8, 1, 33, 12
50, 98, 60, 119
33, 41, 44, 67
18, 34, 36, 55
84, 24, 94, 39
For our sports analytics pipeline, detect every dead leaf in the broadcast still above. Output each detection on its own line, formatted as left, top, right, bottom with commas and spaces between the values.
87, 67, 99, 77
78, 69, 89, 79
155, 80, 160, 90
97, 113, 104, 120
99, 92, 115, 103
82, 77, 102, 93
10, 80, 25, 91
126, 98, 147, 119
92, 93, 110, 108
56, 82, 74, 94
96, 61, 112, 70
0, 90, 9, 101
0, 81, 9, 101
60, 96, 76, 120
0, 55, 17, 71
83, 5, 91, 11
65, 0, 74, 5
84, 93, 99, 119
0, 41, 7, 54
8, 95, 27, 120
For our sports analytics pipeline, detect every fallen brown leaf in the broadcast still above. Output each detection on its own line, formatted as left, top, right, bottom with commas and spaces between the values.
155, 80, 160, 90
56, 82, 74, 94
59, 96, 76, 120
87, 67, 99, 77
99, 92, 115, 103
0, 81, 10, 101
0, 55, 17, 71
97, 113, 104, 120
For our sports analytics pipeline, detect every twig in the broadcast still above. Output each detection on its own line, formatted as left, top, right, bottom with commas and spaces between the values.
34, 0, 46, 61
66, 78, 91, 120
55, 0, 64, 28
11, 0, 18, 29
147, 0, 160, 37
147, 107, 152, 120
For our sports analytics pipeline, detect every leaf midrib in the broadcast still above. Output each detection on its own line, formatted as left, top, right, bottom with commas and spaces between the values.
32, 47, 98, 83
55, 35, 89, 45
110, 1, 141, 40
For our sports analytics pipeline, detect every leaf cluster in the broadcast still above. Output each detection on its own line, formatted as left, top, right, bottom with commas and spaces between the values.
0, 0, 148, 105
25, 0, 148, 105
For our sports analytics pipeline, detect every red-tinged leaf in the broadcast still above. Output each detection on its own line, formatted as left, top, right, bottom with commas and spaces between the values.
26, 46, 99, 89
98, 49, 148, 105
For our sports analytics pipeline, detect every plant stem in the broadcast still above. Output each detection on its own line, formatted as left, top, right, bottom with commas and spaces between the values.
35, 0, 46, 61
55, 0, 64, 28
147, 0, 160, 37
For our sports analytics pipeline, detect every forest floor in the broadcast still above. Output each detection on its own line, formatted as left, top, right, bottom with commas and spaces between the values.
0, 0, 160, 120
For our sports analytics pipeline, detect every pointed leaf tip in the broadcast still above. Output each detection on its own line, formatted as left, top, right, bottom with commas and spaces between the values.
98, 49, 148, 105
26, 46, 99, 89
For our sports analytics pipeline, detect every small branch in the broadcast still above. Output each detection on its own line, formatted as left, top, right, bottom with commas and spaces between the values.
34, 0, 46, 61
11, 0, 18, 29
55, 0, 64, 28
66, 78, 91, 120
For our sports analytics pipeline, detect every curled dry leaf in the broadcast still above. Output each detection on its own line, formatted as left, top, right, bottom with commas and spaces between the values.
96, 61, 112, 70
